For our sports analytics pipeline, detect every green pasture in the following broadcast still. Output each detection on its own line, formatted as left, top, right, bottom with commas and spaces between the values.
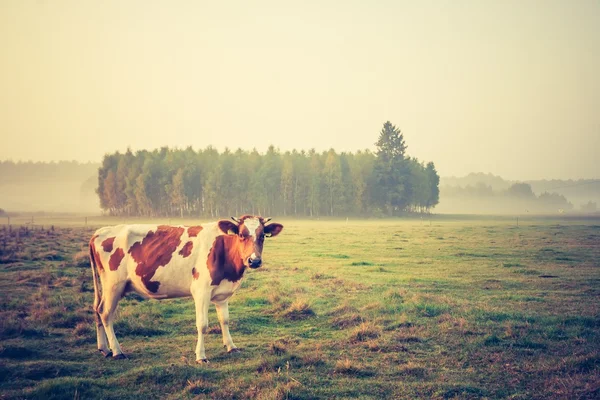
0, 217, 599, 399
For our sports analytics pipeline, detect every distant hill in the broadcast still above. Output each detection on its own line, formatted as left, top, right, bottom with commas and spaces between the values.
0, 161, 100, 213
439, 173, 600, 214
441, 173, 512, 191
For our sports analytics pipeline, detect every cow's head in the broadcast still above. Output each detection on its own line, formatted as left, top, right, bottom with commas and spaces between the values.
218, 215, 283, 269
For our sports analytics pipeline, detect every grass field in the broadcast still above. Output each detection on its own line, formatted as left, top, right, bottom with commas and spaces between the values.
0, 216, 599, 399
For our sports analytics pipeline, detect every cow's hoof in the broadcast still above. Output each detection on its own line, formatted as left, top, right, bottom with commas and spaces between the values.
113, 353, 128, 360
196, 359, 209, 364
228, 348, 241, 354
99, 350, 113, 358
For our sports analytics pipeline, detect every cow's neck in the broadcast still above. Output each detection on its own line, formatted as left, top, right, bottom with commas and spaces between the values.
220, 236, 246, 282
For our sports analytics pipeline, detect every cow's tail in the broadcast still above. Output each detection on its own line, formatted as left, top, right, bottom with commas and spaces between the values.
89, 239, 103, 327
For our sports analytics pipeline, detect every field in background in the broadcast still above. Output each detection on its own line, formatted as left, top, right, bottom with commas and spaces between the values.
0, 217, 599, 399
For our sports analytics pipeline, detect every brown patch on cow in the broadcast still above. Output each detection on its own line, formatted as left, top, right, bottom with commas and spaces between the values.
207, 235, 246, 286
187, 226, 203, 237
128, 225, 184, 293
109, 248, 125, 271
101, 237, 115, 252
89, 235, 105, 272
179, 241, 193, 258
192, 267, 200, 280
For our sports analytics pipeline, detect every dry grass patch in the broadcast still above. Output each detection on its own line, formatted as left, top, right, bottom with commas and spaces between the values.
397, 361, 428, 378
331, 313, 363, 329
360, 302, 382, 312
333, 358, 372, 377
350, 322, 382, 342
330, 301, 358, 315
384, 288, 406, 300
394, 326, 426, 343
73, 321, 93, 337
185, 378, 211, 395
72, 250, 89, 268
279, 299, 315, 320
300, 347, 326, 367
268, 341, 288, 355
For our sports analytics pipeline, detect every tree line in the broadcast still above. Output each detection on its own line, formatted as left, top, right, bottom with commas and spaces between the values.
97, 122, 440, 218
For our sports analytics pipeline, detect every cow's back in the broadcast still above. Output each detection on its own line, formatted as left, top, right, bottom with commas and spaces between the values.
91, 223, 220, 299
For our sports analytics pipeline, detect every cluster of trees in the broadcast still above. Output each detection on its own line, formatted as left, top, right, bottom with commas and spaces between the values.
97, 122, 440, 218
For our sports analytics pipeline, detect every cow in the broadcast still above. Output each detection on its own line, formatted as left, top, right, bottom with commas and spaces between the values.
88, 215, 283, 363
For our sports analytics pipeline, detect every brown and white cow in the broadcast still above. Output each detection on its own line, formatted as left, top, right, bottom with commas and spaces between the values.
89, 215, 283, 363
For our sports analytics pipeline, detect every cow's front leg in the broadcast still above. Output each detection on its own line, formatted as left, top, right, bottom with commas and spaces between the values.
215, 301, 238, 353
192, 289, 211, 363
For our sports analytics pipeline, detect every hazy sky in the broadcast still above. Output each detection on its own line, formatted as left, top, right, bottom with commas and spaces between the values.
1, 0, 598, 180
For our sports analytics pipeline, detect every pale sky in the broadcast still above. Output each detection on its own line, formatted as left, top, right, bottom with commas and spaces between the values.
1, 0, 599, 180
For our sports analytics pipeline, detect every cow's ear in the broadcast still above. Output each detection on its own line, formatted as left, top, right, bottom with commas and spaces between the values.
218, 220, 239, 235
264, 223, 283, 237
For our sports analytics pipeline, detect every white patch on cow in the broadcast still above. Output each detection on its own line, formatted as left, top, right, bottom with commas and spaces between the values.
250, 252, 257, 260
244, 218, 260, 238
211, 279, 242, 302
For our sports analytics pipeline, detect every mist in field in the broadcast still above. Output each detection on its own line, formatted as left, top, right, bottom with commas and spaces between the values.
437, 173, 600, 215
0, 161, 99, 214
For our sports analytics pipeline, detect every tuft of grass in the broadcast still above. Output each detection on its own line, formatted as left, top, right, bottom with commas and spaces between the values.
502, 262, 522, 268
350, 322, 381, 342
414, 302, 451, 317
398, 362, 427, 378
279, 299, 315, 320
311, 272, 331, 280
0, 345, 35, 359
350, 261, 374, 266
331, 313, 363, 330
186, 379, 211, 395
74, 322, 93, 337
384, 288, 405, 301
72, 250, 90, 268
333, 358, 374, 377
268, 341, 287, 355
334, 358, 365, 376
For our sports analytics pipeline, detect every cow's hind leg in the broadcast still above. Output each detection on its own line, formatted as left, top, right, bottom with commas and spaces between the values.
215, 301, 238, 353
94, 303, 111, 357
99, 281, 127, 359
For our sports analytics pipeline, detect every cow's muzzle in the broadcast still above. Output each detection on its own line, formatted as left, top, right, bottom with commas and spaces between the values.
248, 257, 262, 269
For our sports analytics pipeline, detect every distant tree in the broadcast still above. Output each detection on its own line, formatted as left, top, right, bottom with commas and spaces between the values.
506, 183, 536, 198
307, 149, 322, 217
323, 149, 342, 216
425, 162, 440, 211
0, 208, 6, 217
349, 150, 374, 215
538, 192, 573, 211
280, 153, 294, 216
103, 170, 118, 215
580, 201, 597, 213
171, 168, 186, 218
292, 150, 309, 216
372, 121, 412, 215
